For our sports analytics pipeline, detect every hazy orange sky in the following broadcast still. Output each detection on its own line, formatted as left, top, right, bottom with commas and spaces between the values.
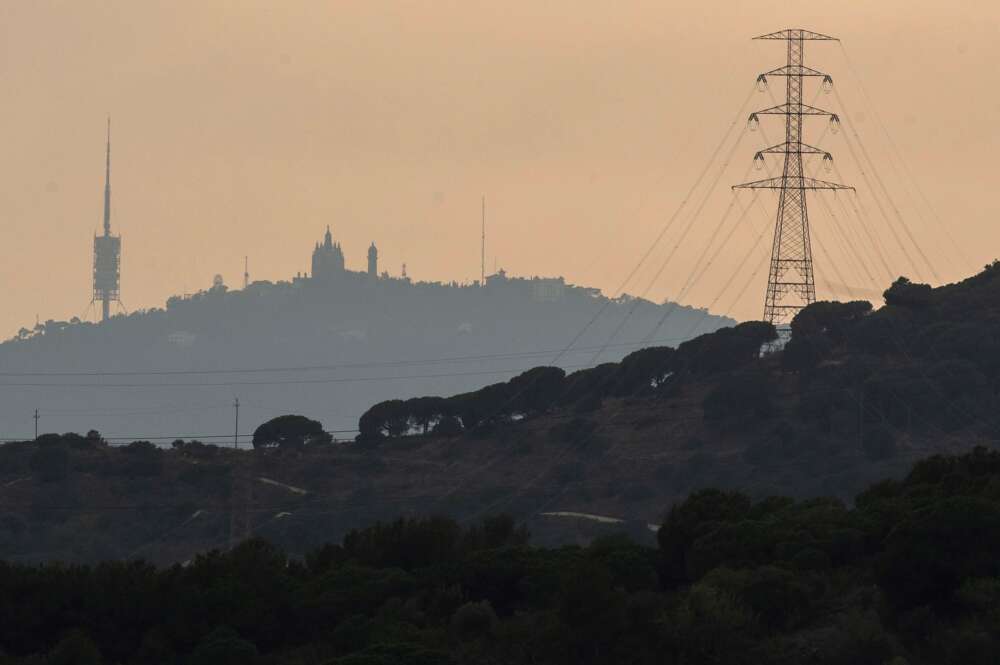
1, 1, 997, 338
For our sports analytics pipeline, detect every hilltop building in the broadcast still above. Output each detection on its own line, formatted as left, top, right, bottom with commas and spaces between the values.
311, 226, 345, 280
309, 228, 382, 282
485, 269, 569, 303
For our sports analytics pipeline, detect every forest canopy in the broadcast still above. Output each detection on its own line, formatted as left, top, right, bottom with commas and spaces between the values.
1, 449, 999, 664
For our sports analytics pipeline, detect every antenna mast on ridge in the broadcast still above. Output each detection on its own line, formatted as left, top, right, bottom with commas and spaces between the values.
92, 116, 123, 322
734, 29, 853, 328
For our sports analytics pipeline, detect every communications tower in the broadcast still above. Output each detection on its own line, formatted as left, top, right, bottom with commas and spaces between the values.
734, 29, 853, 327
92, 117, 122, 321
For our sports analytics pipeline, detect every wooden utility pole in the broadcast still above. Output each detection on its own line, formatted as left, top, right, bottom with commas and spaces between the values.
233, 397, 240, 449
481, 195, 486, 287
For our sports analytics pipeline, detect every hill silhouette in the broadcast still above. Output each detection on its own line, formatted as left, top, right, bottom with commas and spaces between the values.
0, 265, 732, 439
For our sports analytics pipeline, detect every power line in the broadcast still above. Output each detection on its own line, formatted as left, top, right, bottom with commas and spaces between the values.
836, 43, 973, 274
549, 83, 760, 366
0, 430, 359, 443
0, 338, 699, 379
832, 87, 938, 281
0, 364, 604, 390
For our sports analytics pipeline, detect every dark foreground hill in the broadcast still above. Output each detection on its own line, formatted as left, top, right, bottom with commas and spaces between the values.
1, 449, 1000, 664
3, 264, 1000, 564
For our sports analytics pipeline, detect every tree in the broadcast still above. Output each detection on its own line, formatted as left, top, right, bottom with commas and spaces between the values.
506, 366, 566, 414
251, 415, 332, 450
658, 489, 753, 585
790, 300, 872, 344
784, 300, 871, 371
451, 600, 498, 641
358, 400, 410, 441
47, 630, 104, 665
187, 626, 258, 665
676, 321, 777, 374
615, 346, 676, 394
884, 277, 933, 308
405, 396, 454, 433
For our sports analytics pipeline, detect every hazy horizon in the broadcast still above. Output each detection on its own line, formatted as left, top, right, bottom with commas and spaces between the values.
1, 1, 996, 338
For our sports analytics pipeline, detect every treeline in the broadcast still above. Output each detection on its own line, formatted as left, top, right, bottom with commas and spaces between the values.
767, 269, 1000, 460
359, 264, 1000, 463
357, 321, 776, 441
1, 448, 1000, 664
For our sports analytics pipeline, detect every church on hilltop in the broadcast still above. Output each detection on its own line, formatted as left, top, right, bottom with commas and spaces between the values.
311, 226, 345, 280
311, 226, 377, 281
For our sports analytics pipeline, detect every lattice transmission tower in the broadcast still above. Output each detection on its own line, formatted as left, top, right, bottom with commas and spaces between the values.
734, 29, 853, 328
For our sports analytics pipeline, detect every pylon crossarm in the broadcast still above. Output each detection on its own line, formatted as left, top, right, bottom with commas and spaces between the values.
754, 103, 837, 117
758, 141, 829, 155
763, 64, 829, 78
733, 176, 854, 191
754, 29, 838, 41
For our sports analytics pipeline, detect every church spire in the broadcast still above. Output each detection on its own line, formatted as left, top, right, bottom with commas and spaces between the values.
103, 115, 111, 237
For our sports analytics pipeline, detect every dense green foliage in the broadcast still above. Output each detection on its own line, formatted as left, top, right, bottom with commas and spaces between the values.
2, 449, 1000, 664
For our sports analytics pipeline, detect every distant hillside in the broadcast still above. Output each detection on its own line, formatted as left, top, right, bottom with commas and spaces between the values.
0, 268, 733, 439
2, 264, 999, 564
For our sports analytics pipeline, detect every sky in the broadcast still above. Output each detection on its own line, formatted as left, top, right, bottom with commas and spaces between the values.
1, 0, 997, 338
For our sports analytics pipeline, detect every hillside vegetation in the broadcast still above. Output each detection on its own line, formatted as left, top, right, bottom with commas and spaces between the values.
2, 448, 1000, 664
2, 265, 1000, 564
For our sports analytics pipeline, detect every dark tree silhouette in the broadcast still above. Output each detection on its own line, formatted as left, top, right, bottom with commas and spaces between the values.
252, 415, 332, 450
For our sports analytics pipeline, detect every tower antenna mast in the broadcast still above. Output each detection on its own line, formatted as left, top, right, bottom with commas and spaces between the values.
92, 116, 123, 322
734, 29, 852, 329
103, 116, 112, 237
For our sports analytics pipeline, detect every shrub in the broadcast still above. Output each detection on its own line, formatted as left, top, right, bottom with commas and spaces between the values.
451, 601, 498, 641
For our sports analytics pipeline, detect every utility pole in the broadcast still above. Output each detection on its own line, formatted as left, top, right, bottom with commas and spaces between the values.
243, 257, 249, 290
734, 29, 853, 331
228, 396, 250, 550
481, 195, 486, 287
233, 397, 240, 449
33, 409, 39, 439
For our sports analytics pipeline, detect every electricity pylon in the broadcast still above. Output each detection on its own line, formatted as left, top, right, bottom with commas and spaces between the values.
734, 29, 853, 328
